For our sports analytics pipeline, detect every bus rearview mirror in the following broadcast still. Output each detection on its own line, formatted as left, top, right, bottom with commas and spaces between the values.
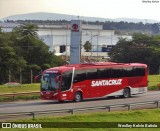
55, 76, 60, 83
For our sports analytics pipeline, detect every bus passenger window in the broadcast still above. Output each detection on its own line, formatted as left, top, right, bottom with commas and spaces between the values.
74, 70, 86, 83
111, 68, 124, 78
61, 71, 72, 91
98, 68, 111, 79
87, 69, 98, 80
123, 67, 135, 77
134, 67, 145, 76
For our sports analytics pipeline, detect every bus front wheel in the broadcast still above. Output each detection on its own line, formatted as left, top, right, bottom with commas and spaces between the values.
123, 88, 130, 98
74, 92, 82, 102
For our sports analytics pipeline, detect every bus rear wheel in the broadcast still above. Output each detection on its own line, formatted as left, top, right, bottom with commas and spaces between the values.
123, 88, 130, 98
74, 92, 82, 102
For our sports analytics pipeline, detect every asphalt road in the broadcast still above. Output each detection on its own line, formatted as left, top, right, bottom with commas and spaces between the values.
0, 91, 160, 114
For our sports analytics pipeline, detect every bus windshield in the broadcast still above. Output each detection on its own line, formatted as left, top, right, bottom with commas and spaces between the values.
41, 73, 60, 91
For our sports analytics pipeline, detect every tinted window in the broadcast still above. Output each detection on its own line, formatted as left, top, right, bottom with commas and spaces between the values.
134, 67, 145, 76
111, 68, 124, 78
74, 70, 86, 83
123, 67, 135, 77
61, 71, 72, 91
87, 69, 98, 79
98, 68, 112, 79
122, 67, 146, 77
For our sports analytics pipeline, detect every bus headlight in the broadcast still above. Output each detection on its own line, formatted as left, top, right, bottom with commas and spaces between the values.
53, 93, 58, 96
62, 94, 67, 97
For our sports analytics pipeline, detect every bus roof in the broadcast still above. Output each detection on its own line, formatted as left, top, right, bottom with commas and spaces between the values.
44, 62, 147, 73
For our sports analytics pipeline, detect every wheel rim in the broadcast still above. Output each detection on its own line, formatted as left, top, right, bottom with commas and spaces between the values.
76, 95, 80, 100
124, 91, 128, 97
75, 93, 81, 101
124, 89, 129, 98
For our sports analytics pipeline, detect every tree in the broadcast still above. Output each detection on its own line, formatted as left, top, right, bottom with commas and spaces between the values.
13, 23, 38, 39
0, 27, 2, 33
12, 24, 65, 83
0, 31, 27, 83
0, 23, 65, 84
13, 23, 38, 54
151, 23, 160, 35
83, 41, 92, 52
109, 33, 160, 74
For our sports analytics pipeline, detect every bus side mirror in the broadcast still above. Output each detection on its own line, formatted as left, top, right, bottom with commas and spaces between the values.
55, 76, 60, 83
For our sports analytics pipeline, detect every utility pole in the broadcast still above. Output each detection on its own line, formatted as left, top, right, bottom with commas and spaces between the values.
97, 35, 98, 61
9, 70, 11, 82
66, 24, 68, 61
20, 68, 22, 84
31, 70, 33, 84
97, 26, 100, 62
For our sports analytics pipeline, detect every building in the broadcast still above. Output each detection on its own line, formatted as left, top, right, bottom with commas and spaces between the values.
0, 22, 132, 60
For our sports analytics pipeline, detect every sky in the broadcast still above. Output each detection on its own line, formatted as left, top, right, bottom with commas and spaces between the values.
0, 0, 160, 21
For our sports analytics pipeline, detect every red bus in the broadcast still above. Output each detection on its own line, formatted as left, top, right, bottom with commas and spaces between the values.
40, 62, 148, 102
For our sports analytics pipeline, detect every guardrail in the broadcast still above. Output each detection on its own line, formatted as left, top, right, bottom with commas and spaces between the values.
0, 100, 160, 120
0, 91, 39, 101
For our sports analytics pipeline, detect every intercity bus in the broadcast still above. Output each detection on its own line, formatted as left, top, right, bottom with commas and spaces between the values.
40, 62, 148, 102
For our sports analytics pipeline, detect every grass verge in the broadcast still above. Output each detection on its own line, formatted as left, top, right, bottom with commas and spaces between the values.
148, 75, 160, 90
0, 83, 40, 102
4, 109, 160, 131
0, 83, 40, 94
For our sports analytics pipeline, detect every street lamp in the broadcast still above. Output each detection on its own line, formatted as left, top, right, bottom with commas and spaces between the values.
65, 24, 69, 61
86, 31, 93, 51
87, 34, 98, 62
97, 35, 99, 61
87, 35, 98, 48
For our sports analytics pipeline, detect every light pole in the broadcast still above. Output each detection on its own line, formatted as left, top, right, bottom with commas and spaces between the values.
66, 24, 69, 61
31, 70, 33, 84
20, 68, 22, 84
86, 31, 93, 51
97, 35, 98, 61
84, 34, 98, 62
111, 32, 113, 47
88, 35, 98, 51
9, 70, 11, 82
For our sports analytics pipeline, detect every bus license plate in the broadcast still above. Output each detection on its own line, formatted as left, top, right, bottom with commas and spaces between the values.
46, 92, 50, 94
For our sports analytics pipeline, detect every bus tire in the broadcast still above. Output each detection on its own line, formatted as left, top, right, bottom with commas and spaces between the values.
74, 92, 82, 102
123, 88, 130, 98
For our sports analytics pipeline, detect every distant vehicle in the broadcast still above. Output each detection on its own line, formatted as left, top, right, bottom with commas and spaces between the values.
40, 62, 148, 102
4, 82, 20, 86
34, 74, 42, 83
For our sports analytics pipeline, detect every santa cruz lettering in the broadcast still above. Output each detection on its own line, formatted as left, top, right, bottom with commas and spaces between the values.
91, 79, 122, 87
